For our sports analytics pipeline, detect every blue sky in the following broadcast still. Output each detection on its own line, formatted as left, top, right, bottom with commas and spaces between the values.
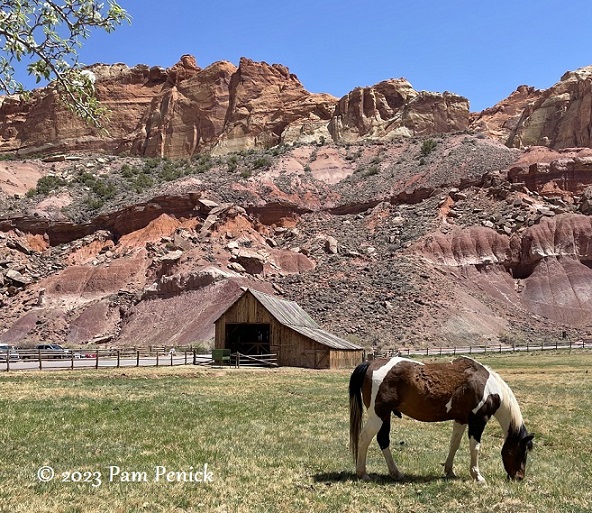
16, 1, 592, 112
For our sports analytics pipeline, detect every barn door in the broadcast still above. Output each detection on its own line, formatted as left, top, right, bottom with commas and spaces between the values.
225, 324, 270, 355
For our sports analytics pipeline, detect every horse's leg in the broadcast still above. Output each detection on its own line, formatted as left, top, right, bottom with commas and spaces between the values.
356, 410, 382, 480
377, 414, 404, 480
468, 416, 488, 483
443, 421, 466, 478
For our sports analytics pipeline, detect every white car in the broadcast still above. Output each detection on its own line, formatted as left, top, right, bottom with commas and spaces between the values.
0, 344, 20, 361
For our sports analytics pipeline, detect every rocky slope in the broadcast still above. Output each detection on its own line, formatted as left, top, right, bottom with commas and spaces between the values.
1, 133, 592, 350
1, 58, 592, 351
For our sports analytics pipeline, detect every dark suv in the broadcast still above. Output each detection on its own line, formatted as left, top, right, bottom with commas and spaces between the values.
36, 344, 70, 358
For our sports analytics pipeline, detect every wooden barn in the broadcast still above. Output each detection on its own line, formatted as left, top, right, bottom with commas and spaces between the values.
214, 288, 364, 369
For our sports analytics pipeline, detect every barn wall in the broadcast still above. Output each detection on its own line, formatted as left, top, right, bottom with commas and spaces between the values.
276, 325, 331, 369
329, 349, 364, 369
215, 292, 278, 350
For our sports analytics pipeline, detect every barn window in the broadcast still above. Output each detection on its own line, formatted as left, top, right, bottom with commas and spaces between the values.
225, 323, 270, 355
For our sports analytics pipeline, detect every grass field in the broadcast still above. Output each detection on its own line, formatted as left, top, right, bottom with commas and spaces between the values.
1, 352, 591, 512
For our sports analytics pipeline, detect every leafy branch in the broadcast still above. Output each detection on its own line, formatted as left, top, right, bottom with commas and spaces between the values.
0, 1, 130, 126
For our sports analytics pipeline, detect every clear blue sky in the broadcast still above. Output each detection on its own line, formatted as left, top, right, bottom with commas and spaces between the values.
16, 0, 592, 112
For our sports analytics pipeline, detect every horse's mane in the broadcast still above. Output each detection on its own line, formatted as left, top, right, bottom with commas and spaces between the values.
489, 367, 524, 431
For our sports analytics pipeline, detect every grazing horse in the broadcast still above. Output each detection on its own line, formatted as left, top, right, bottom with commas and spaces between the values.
349, 356, 533, 482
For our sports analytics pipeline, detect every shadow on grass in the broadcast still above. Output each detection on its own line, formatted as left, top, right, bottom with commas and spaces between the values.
314, 471, 455, 484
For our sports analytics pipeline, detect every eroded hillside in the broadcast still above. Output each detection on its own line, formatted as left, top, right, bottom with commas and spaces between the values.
1, 133, 591, 350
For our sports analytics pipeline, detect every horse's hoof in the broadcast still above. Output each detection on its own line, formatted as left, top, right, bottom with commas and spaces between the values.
390, 472, 404, 481
444, 470, 457, 479
358, 473, 371, 482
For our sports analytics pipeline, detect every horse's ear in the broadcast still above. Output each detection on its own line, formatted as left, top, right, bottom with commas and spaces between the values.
522, 434, 534, 450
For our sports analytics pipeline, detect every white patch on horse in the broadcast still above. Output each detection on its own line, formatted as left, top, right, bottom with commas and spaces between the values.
369, 357, 422, 412
472, 372, 503, 414
445, 397, 453, 413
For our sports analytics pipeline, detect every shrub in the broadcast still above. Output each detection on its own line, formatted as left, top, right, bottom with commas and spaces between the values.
364, 165, 380, 177
420, 139, 437, 157
34, 175, 67, 195
252, 156, 271, 169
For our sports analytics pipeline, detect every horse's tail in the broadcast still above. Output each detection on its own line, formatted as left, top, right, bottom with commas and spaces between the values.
349, 361, 371, 464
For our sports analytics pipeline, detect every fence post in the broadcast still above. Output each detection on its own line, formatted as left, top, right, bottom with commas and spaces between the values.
156, 351, 159, 367
170, 351, 174, 367
184, 349, 188, 365
117, 350, 120, 368
38, 349, 42, 370
95, 351, 99, 369
469, 346, 472, 355
71, 351, 74, 370
136, 350, 140, 367
5, 354, 9, 372
193, 350, 196, 365
499, 344, 502, 353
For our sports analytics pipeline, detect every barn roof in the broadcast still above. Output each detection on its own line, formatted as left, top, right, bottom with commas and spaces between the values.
288, 325, 363, 350
248, 288, 318, 329
221, 288, 363, 351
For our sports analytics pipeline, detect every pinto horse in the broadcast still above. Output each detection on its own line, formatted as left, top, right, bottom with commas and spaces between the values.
349, 356, 533, 482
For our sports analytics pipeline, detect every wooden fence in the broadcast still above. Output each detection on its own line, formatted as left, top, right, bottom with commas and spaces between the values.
3, 339, 592, 372
370, 339, 592, 360
2, 346, 203, 372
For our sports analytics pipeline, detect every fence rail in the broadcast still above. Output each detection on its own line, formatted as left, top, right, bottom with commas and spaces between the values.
370, 339, 592, 360
233, 352, 278, 368
1, 346, 206, 372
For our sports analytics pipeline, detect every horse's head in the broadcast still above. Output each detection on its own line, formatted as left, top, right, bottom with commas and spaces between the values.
501, 427, 534, 480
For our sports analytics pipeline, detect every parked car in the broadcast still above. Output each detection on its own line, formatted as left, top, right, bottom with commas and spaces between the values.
0, 344, 19, 361
35, 344, 71, 359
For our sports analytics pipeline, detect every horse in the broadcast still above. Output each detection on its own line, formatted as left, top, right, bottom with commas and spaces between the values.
349, 356, 534, 482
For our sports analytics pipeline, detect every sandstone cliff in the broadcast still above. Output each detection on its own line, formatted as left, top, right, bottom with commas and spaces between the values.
0, 55, 338, 158
329, 79, 469, 142
0, 55, 473, 158
469, 85, 542, 143
505, 66, 592, 149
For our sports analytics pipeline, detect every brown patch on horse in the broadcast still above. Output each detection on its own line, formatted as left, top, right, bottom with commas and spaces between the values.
372, 357, 496, 424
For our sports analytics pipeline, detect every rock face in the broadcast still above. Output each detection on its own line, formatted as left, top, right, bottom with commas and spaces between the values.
0, 55, 337, 158
0, 55, 473, 158
328, 79, 470, 142
469, 85, 543, 143
508, 156, 592, 197
416, 215, 592, 326
505, 66, 592, 149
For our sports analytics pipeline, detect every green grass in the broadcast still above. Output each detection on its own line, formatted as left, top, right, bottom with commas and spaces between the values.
1, 352, 591, 512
